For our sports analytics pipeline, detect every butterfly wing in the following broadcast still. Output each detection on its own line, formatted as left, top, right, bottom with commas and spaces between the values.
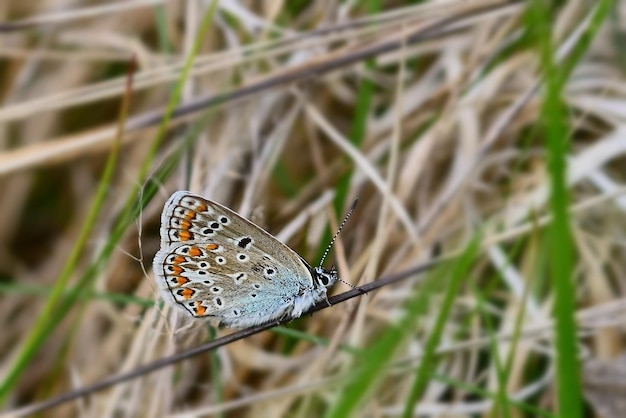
153, 191, 317, 327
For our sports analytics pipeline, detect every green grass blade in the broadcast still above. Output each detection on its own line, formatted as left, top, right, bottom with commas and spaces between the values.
316, 0, 379, 264
0, 282, 155, 307
0, 2, 220, 404
401, 234, 480, 418
474, 285, 510, 418
325, 235, 479, 418
560, 0, 613, 82
525, 1, 592, 415
0, 58, 134, 404
433, 373, 556, 418
271, 327, 363, 355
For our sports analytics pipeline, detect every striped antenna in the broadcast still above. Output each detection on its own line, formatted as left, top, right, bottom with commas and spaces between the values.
318, 198, 358, 267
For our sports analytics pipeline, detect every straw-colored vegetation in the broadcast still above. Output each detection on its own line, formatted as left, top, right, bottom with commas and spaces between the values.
0, 1, 624, 417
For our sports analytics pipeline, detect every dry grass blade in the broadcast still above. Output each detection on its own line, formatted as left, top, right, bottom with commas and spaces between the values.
3, 258, 441, 417
0, 1, 520, 177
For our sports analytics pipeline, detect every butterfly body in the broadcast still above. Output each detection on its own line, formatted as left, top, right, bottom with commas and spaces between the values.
153, 191, 338, 328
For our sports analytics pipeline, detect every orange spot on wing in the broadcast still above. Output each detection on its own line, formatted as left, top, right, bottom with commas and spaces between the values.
194, 302, 207, 315
188, 246, 202, 257
175, 276, 189, 286
185, 210, 196, 221
179, 230, 192, 241
206, 243, 218, 251
196, 202, 208, 212
179, 288, 194, 299
171, 265, 183, 275
173, 255, 185, 264
180, 219, 191, 229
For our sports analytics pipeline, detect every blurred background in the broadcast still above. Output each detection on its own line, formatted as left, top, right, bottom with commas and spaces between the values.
0, 1, 625, 417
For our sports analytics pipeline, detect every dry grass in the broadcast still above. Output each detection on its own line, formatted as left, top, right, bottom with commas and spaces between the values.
0, 1, 625, 417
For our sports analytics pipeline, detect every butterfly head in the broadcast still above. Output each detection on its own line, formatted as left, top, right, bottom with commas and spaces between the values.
313, 199, 357, 291
313, 266, 338, 289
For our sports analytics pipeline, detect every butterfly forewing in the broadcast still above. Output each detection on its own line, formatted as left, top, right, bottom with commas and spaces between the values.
153, 191, 316, 325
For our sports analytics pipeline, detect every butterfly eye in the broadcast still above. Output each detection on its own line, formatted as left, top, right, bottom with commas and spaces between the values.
316, 273, 332, 287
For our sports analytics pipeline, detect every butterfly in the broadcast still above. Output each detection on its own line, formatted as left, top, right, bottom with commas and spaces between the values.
153, 191, 351, 328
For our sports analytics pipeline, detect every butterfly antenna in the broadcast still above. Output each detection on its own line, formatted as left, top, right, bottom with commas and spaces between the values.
318, 198, 358, 268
